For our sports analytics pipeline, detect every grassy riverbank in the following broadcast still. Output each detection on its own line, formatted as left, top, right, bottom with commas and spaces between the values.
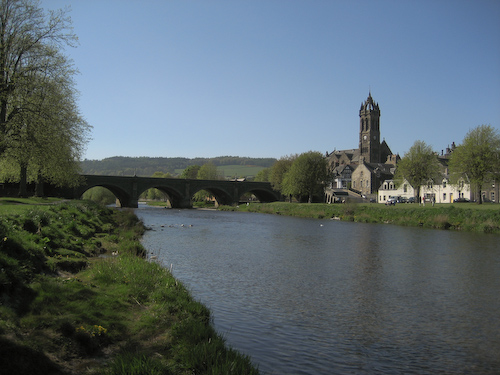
0, 199, 258, 374
219, 202, 500, 234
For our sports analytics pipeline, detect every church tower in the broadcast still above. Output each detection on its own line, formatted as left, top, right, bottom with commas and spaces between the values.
359, 92, 381, 163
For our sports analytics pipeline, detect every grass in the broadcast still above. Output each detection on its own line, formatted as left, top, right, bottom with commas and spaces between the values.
0, 197, 64, 214
219, 201, 500, 234
0, 197, 63, 205
0, 199, 259, 374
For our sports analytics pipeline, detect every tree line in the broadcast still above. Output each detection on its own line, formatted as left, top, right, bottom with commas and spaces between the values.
80, 156, 276, 177
0, 0, 90, 197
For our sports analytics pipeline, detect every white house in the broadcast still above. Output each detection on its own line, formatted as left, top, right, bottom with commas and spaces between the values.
420, 177, 471, 203
378, 179, 416, 203
378, 177, 471, 204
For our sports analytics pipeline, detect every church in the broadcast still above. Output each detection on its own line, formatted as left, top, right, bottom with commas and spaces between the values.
325, 92, 399, 201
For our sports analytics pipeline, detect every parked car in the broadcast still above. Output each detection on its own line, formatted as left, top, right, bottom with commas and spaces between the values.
407, 197, 416, 204
453, 197, 470, 203
385, 197, 397, 205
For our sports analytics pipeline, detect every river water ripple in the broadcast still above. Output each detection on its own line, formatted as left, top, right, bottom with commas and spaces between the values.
136, 206, 500, 374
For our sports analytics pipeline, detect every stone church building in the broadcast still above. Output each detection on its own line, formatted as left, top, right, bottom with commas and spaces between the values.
325, 92, 399, 202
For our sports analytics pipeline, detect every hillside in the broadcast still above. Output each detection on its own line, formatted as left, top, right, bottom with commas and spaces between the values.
80, 156, 276, 178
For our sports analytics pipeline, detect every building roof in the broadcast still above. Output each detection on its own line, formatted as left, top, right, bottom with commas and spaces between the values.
363, 162, 396, 178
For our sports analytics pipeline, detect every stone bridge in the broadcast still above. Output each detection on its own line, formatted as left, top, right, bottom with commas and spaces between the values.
72, 175, 281, 208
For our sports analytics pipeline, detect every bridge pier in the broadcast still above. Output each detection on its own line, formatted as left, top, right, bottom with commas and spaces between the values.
116, 198, 138, 208
176, 197, 192, 209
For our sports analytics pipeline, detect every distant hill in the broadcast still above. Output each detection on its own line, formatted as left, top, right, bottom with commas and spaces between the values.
80, 156, 276, 178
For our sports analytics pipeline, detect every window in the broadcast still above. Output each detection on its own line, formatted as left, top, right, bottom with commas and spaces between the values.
427, 181, 433, 189
443, 181, 447, 188
443, 193, 446, 201
492, 192, 495, 202
404, 184, 407, 193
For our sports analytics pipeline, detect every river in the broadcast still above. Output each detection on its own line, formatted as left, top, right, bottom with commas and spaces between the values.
135, 205, 500, 374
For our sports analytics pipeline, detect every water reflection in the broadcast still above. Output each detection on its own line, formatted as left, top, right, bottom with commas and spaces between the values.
136, 207, 500, 374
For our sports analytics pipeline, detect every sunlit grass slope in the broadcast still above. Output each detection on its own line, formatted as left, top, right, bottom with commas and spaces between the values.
0, 200, 258, 374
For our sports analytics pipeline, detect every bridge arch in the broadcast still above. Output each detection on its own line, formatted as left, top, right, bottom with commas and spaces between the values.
239, 186, 282, 203
189, 184, 234, 207
76, 183, 132, 208
136, 184, 185, 208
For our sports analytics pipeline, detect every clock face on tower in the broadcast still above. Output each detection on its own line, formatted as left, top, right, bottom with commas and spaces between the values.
363, 135, 367, 140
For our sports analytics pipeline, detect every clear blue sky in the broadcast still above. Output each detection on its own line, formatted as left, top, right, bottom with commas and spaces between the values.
41, 0, 500, 161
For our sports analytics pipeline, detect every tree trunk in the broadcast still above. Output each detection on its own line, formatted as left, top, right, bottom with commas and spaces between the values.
0, 99, 7, 155
35, 170, 44, 197
19, 164, 28, 197
478, 184, 483, 204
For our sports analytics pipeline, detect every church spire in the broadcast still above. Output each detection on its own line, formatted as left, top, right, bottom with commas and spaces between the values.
359, 92, 381, 163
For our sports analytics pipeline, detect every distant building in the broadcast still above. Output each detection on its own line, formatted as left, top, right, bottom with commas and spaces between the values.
479, 181, 499, 203
325, 92, 399, 201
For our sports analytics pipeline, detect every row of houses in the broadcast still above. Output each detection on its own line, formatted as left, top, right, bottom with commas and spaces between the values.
324, 93, 498, 204
378, 177, 498, 204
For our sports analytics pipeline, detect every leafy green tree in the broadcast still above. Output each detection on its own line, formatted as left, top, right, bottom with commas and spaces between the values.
269, 155, 295, 192
0, 1, 89, 196
254, 167, 270, 182
197, 162, 220, 180
394, 140, 442, 202
282, 151, 328, 203
180, 165, 200, 179
1, 50, 90, 196
193, 162, 221, 202
0, 0, 77, 155
448, 125, 500, 204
